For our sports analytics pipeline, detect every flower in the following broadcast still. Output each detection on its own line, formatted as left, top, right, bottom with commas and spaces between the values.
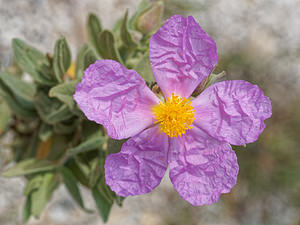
73, 15, 272, 206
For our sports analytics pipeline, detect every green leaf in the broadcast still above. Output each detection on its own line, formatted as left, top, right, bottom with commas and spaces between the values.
49, 79, 78, 110
66, 159, 89, 187
0, 72, 36, 110
75, 44, 98, 78
38, 123, 53, 142
24, 175, 44, 195
60, 167, 92, 212
2, 158, 56, 177
92, 180, 113, 223
45, 134, 69, 161
0, 100, 11, 135
35, 90, 73, 125
107, 138, 127, 154
0, 80, 37, 118
98, 30, 123, 63
115, 195, 126, 207
53, 119, 78, 135
67, 131, 105, 156
24, 130, 40, 159
53, 37, 71, 82
87, 13, 102, 55
204, 71, 227, 89
31, 173, 58, 218
12, 38, 55, 85
88, 158, 103, 188
120, 10, 138, 49
134, 51, 155, 82
23, 194, 32, 222
192, 71, 227, 97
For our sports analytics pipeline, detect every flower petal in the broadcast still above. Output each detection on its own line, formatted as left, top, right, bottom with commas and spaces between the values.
74, 60, 160, 139
169, 125, 239, 206
105, 126, 169, 196
149, 15, 218, 98
192, 80, 272, 145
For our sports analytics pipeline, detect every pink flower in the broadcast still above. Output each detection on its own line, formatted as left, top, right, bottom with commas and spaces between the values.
74, 15, 272, 206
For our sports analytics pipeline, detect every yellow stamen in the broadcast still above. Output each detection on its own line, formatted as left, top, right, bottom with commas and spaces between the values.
153, 93, 195, 137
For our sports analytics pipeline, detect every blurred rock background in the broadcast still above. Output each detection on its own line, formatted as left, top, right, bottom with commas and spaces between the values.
0, 0, 299, 225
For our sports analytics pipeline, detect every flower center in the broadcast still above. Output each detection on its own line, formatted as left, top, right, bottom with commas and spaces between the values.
153, 93, 195, 137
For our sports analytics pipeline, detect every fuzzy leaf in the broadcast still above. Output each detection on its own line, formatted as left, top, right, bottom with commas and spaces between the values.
0, 72, 36, 110
24, 175, 43, 195
53, 37, 71, 82
31, 173, 58, 218
98, 30, 123, 63
23, 194, 32, 222
2, 158, 57, 177
0, 80, 36, 118
35, 90, 73, 125
87, 13, 102, 55
89, 158, 103, 188
66, 159, 89, 187
12, 39, 55, 85
38, 123, 53, 142
49, 79, 78, 110
45, 134, 69, 161
120, 10, 138, 49
134, 51, 155, 82
53, 119, 78, 135
0, 100, 11, 135
60, 167, 92, 212
107, 138, 127, 154
75, 44, 98, 78
67, 131, 105, 156
92, 180, 114, 223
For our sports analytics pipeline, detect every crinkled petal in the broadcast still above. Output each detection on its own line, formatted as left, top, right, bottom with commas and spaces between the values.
74, 60, 160, 140
169, 125, 239, 206
192, 80, 272, 145
149, 15, 218, 98
105, 126, 169, 196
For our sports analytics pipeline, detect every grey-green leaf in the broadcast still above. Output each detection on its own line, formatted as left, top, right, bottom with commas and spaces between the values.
75, 44, 98, 78
0, 100, 11, 135
23, 194, 32, 222
67, 132, 105, 156
35, 90, 74, 125
31, 173, 58, 218
53, 37, 71, 82
0, 80, 36, 118
2, 158, 57, 177
12, 38, 55, 85
87, 13, 102, 55
66, 159, 89, 187
24, 175, 44, 195
38, 123, 53, 142
0, 72, 36, 110
120, 10, 138, 49
49, 79, 78, 110
92, 182, 113, 223
134, 51, 155, 82
60, 167, 92, 212
98, 30, 123, 63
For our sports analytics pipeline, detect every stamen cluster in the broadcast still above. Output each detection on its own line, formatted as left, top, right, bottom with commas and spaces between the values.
153, 93, 195, 137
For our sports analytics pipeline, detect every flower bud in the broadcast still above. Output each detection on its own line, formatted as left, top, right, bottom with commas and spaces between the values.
136, 1, 164, 34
